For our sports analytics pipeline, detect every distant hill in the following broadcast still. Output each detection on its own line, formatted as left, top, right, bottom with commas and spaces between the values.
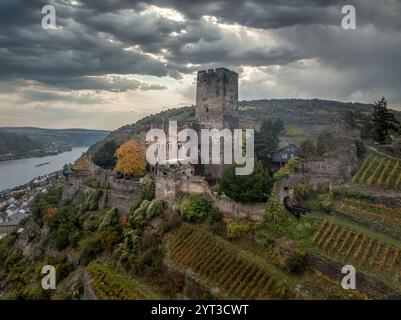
89, 98, 395, 153
0, 127, 110, 160
0, 132, 41, 157
0, 127, 110, 147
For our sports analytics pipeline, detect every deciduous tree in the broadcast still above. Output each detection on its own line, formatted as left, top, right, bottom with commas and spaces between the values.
114, 139, 145, 177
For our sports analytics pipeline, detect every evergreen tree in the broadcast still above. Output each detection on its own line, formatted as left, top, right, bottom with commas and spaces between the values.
371, 97, 399, 144
264, 190, 289, 225
93, 140, 118, 168
255, 118, 283, 164
218, 159, 272, 203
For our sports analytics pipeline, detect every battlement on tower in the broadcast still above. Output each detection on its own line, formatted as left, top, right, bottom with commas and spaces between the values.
195, 67, 238, 129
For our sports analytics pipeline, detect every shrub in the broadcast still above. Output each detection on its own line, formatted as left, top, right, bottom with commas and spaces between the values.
226, 221, 252, 239
128, 206, 147, 229
180, 194, 212, 222
23, 286, 51, 300
84, 177, 109, 190
273, 167, 289, 181
271, 237, 307, 274
55, 227, 70, 250
207, 207, 223, 224
287, 156, 300, 173
331, 187, 375, 201
114, 237, 141, 266
293, 184, 309, 201
140, 175, 155, 201
127, 199, 162, 229
68, 230, 82, 247
80, 237, 102, 265
80, 190, 102, 212
309, 192, 334, 211
99, 229, 121, 251
83, 214, 102, 234
98, 208, 120, 232
355, 140, 367, 158
146, 200, 164, 219
273, 157, 300, 182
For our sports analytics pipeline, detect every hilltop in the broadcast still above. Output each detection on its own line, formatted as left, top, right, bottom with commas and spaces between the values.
0, 132, 41, 158
89, 98, 388, 154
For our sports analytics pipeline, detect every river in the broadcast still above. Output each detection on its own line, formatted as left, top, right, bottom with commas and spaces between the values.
0, 146, 89, 192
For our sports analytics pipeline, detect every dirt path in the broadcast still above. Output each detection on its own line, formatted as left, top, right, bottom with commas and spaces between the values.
367, 146, 401, 161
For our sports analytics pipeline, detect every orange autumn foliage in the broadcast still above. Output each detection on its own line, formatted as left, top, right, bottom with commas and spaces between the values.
114, 139, 145, 177
73, 154, 91, 172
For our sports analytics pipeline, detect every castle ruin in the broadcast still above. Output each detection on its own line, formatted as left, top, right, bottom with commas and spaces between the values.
196, 68, 239, 130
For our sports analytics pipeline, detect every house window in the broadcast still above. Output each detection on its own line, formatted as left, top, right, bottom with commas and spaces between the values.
282, 154, 288, 159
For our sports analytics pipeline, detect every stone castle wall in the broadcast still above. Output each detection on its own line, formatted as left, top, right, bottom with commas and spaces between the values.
155, 175, 265, 221
62, 163, 141, 215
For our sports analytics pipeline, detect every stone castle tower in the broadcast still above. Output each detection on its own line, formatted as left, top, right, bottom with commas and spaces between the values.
195, 68, 239, 129
195, 68, 239, 181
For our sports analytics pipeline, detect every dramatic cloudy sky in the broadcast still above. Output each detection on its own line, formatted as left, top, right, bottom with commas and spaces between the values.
1, 0, 401, 130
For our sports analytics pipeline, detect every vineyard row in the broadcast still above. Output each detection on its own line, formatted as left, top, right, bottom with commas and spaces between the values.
168, 224, 293, 300
311, 220, 401, 278
352, 154, 401, 190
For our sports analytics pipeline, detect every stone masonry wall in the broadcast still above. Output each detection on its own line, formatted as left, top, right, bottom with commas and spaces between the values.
155, 175, 265, 221
195, 68, 238, 129
62, 163, 141, 215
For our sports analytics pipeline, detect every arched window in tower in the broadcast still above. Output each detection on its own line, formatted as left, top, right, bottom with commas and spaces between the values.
206, 107, 209, 113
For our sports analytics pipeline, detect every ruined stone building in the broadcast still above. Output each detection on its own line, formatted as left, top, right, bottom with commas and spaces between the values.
196, 68, 239, 130
147, 67, 240, 181
195, 68, 239, 180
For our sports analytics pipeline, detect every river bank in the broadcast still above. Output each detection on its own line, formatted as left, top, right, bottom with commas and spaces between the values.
0, 146, 88, 192
0, 147, 72, 162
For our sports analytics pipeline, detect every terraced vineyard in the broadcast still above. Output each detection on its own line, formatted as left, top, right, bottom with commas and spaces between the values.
88, 263, 159, 300
352, 154, 401, 189
167, 224, 294, 300
341, 199, 401, 226
311, 220, 401, 278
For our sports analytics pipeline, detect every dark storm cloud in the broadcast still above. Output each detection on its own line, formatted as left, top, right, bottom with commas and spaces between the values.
0, 0, 190, 91
134, 0, 401, 30
23, 90, 102, 104
0, 0, 401, 104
